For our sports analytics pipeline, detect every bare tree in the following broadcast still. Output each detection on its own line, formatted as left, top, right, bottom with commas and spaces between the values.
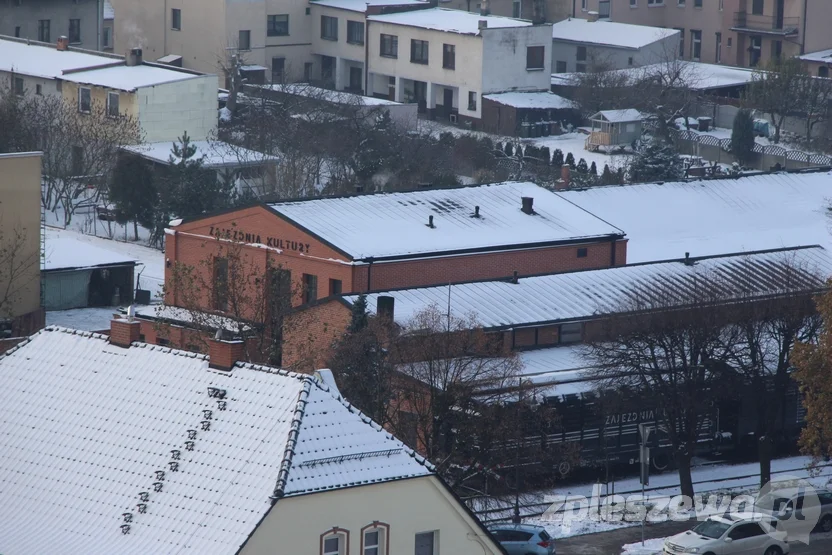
745, 57, 806, 144
0, 221, 39, 324
797, 73, 832, 144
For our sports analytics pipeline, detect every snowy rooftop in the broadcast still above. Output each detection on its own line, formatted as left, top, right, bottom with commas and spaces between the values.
44, 228, 138, 271
123, 140, 277, 168
0, 37, 121, 80
483, 91, 577, 110
551, 18, 679, 50
131, 304, 253, 333
310, 0, 428, 13
593, 109, 642, 123
516, 346, 595, 398
345, 246, 831, 328
268, 182, 624, 260
60, 64, 202, 92
800, 48, 832, 63
0, 327, 432, 555
551, 61, 758, 91
560, 171, 832, 263
262, 83, 403, 105
368, 8, 532, 35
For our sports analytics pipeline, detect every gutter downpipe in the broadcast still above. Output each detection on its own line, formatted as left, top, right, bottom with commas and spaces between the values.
801, 0, 808, 55
366, 257, 374, 291
364, 18, 370, 96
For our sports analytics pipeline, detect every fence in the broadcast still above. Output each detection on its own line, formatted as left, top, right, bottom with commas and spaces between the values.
670, 128, 832, 172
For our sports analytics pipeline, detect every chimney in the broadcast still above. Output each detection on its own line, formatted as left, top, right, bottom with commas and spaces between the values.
127, 47, 143, 67
56, 36, 69, 51
473, 205, 481, 218
511, 270, 519, 284
208, 330, 245, 371
684, 252, 694, 266
587, 10, 599, 22
110, 309, 141, 348
556, 164, 571, 190
478, 19, 488, 29
427, 215, 435, 228
521, 196, 534, 215
377, 295, 395, 321
480, 0, 490, 16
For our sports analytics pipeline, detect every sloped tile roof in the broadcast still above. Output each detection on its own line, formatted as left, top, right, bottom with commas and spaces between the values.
0, 327, 431, 555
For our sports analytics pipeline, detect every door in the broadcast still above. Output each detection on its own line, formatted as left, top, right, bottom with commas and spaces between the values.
349, 66, 362, 92
443, 88, 453, 119
414, 531, 435, 555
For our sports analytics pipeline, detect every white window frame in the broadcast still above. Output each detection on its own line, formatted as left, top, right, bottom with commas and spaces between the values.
362, 522, 389, 555
321, 528, 348, 555
107, 91, 119, 117
581, 0, 587, 10
691, 29, 701, 61
630, 0, 637, 6
78, 86, 91, 113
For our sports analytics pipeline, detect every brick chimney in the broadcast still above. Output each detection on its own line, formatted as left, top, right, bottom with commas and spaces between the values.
587, 10, 599, 22
110, 317, 141, 348
556, 164, 571, 190
209, 332, 245, 371
57, 36, 69, 51
377, 295, 395, 321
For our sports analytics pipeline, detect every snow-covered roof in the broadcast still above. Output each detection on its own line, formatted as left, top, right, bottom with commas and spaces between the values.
0, 37, 121, 80
551, 18, 679, 50
0, 327, 432, 555
311, 0, 428, 13
516, 346, 595, 398
123, 140, 277, 168
262, 83, 403, 105
551, 61, 758, 91
368, 8, 532, 35
268, 182, 624, 260
44, 229, 138, 271
60, 64, 202, 92
483, 91, 577, 110
559, 171, 832, 263
592, 109, 642, 122
345, 246, 831, 328
131, 304, 253, 334
800, 48, 832, 64
103, 0, 115, 19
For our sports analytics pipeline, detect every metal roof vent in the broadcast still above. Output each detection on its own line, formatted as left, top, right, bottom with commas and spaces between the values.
427, 215, 435, 228
521, 197, 534, 215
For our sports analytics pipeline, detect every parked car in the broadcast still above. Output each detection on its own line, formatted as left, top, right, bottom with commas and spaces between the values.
488, 523, 555, 555
663, 513, 789, 555
755, 487, 832, 534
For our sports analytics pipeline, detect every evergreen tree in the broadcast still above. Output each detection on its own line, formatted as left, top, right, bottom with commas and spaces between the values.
589, 161, 598, 176
730, 108, 756, 167
504, 142, 513, 157
627, 138, 684, 183
479, 136, 494, 153
576, 158, 588, 174
348, 294, 369, 332
565, 152, 575, 168
601, 164, 614, 184
108, 153, 157, 240
552, 149, 564, 167
540, 146, 551, 165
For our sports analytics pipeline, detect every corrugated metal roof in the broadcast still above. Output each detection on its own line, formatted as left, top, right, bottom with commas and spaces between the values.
0, 328, 430, 555
268, 182, 624, 259
347, 246, 831, 329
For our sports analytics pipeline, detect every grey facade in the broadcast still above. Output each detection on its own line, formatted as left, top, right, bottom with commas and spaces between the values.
0, 0, 104, 50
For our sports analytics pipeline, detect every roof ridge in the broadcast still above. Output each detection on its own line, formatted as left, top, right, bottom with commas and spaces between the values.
271, 378, 313, 500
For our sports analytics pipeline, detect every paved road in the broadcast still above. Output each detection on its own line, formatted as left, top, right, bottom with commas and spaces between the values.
557, 520, 832, 554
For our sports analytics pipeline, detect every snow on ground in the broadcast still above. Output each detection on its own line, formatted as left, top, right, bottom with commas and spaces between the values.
46, 307, 121, 332
620, 538, 666, 555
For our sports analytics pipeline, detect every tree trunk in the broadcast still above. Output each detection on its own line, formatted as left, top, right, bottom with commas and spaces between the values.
676, 447, 694, 499
133, 220, 139, 241
759, 435, 773, 489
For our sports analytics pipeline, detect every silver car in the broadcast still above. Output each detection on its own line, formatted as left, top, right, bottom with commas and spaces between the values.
488, 523, 555, 555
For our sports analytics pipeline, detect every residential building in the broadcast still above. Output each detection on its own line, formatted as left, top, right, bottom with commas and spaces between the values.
102, 0, 114, 51
0, 322, 504, 555
578, 0, 832, 69
365, 8, 553, 123
0, 152, 44, 344
0, 0, 105, 50
800, 48, 832, 77
0, 37, 218, 143
443, 0, 572, 24
550, 17, 680, 72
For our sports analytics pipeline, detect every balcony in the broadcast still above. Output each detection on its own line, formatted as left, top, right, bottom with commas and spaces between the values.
731, 11, 799, 36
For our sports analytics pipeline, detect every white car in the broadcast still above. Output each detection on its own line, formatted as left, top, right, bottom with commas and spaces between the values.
663, 514, 789, 555
754, 487, 832, 534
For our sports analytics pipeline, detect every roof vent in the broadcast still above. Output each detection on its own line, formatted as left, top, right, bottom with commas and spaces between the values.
684, 252, 694, 266
478, 19, 488, 29
127, 47, 143, 66
472, 205, 481, 218
511, 270, 519, 284
427, 215, 435, 228
521, 196, 534, 215
56, 36, 69, 51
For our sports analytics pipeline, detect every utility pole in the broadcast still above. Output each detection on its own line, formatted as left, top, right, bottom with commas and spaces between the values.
639, 423, 652, 546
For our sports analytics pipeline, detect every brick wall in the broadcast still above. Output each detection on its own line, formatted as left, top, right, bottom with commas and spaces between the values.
282, 298, 352, 372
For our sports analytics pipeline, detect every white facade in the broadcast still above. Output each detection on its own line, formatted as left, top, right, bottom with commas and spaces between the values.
136, 74, 219, 142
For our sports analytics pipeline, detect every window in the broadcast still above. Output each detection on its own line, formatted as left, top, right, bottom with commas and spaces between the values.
411, 39, 429, 64
559, 322, 582, 344
38, 19, 50, 42
690, 30, 701, 61
512, 0, 521, 18
69, 18, 81, 43
271, 57, 285, 83
819, 66, 829, 78
577, 247, 588, 258
13, 77, 23, 96
628, 56, 634, 65
380, 34, 398, 57
750, 35, 761, 66
267, 14, 289, 36
171, 8, 181, 30
576, 45, 587, 61
303, 273, 318, 304
238, 30, 251, 50
467, 91, 477, 111
526, 45, 544, 69
329, 278, 342, 296
630, 0, 637, 6
727, 37, 732, 47
78, 86, 91, 113
556, 60, 567, 72
36, 84, 42, 95
107, 91, 119, 117
772, 40, 782, 60
715, 32, 722, 63
214, 257, 229, 311
751, 0, 764, 15
694, 0, 702, 6
675, 28, 684, 57
321, 15, 338, 40
415, 531, 436, 555
103, 26, 111, 47
647, 0, 663, 4
347, 20, 364, 45
719, 0, 724, 9
362, 523, 389, 555
321, 529, 348, 555
14, 26, 21, 38
442, 44, 455, 69
677, 0, 684, 5
581, 0, 587, 9
729, 523, 765, 540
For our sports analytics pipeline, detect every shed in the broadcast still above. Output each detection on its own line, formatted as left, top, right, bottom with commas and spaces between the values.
586, 109, 643, 152
481, 91, 580, 137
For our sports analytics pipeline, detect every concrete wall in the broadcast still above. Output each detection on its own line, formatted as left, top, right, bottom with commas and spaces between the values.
481, 25, 552, 94
136, 74, 219, 142
0, 0, 104, 50
241, 475, 503, 555
551, 32, 678, 73
109, 0, 169, 59
0, 152, 43, 334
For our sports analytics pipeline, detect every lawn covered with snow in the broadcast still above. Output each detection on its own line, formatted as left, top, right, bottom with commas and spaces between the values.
620, 537, 666, 555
